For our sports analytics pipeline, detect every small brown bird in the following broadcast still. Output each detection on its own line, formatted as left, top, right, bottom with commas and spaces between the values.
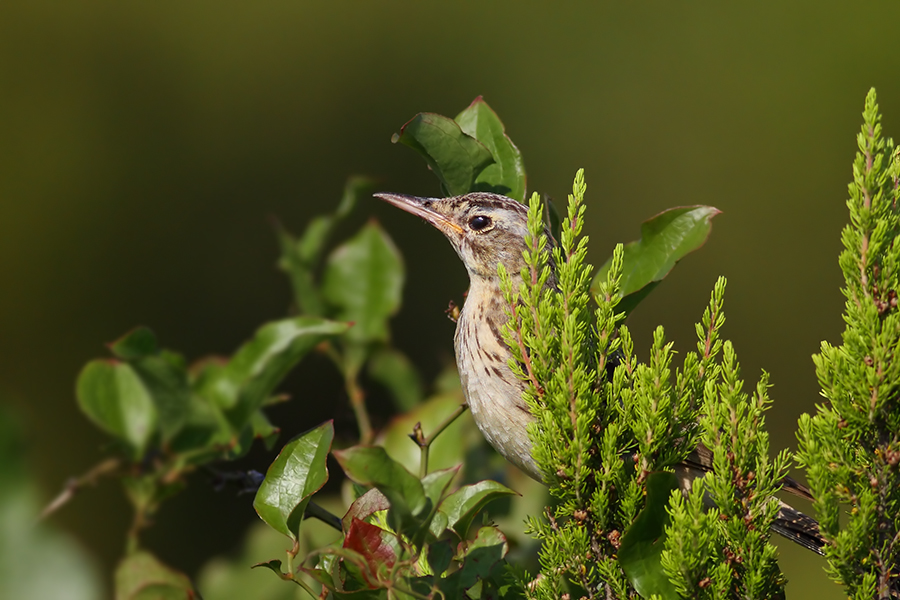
376, 190, 824, 554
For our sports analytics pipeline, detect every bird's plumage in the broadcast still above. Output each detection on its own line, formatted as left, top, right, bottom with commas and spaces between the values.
376, 190, 825, 554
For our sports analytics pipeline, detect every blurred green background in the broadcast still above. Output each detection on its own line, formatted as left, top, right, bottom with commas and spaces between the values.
3, 1, 900, 597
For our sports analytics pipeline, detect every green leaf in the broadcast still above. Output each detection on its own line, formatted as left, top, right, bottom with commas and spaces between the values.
438, 480, 518, 538
328, 546, 381, 593
208, 317, 349, 430
593, 206, 720, 314
276, 224, 325, 317
619, 472, 680, 600
418, 467, 460, 542
300, 177, 375, 263
367, 348, 423, 411
392, 112, 494, 196
130, 353, 192, 443
108, 327, 159, 360
455, 96, 526, 201
436, 571, 464, 599
115, 551, 196, 600
249, 410, 280, 451
76, 360, 157, 459
322, 222, 404, 348
421, 466, 460, 508
251, 559, 287, 577
226, 408, 284, 461
342, 487, 390, 532
427, 540, 455, 577
0, 406, 103, 600
254, 421, 334, 539
333, 445, 427, 536
459, 527, 508, 588
277, 176, 376, 316
299, 565, 335, 590
167, 393, 229, 455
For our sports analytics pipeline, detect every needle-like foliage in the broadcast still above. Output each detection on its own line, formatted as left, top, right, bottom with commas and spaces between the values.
500, 171, 788, 599
796, 88, 900, 599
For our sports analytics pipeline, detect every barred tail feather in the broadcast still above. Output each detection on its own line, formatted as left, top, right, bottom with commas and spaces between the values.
772, 501, 825, 555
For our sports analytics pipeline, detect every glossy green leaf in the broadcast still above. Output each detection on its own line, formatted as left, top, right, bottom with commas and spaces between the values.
392, 112, 494, 196
115, 551, 196, 600
254, 421, 334, 539
367, 348, 422, 411
619, 471, 680, 600
455, 96, 526, 201
428, 510, 449, 540
421, 466, 459, 508
438, 480, 518, 538
322, 222, 403, 347
418, 467, 461, 542
458, 526, 508, 588
205, 317, 348, 429
76, 360, 157, 459
333, 445, 426, 536
108, 327, 158, 360
593, 206, 720, 314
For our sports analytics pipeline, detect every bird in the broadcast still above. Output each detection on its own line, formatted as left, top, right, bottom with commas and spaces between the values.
375, 190, 825, 554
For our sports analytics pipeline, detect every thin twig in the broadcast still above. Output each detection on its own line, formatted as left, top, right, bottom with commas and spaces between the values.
320, 340, 374, 444
409, 404, 469, 477
39, 457, 122, 521
346, 369, 373, 444
508, 299, 542, 395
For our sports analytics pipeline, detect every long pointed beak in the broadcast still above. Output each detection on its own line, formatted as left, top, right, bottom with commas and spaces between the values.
374, 193, 464, 235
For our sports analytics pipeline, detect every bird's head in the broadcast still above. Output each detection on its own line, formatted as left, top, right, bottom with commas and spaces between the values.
375, 192, 534, 279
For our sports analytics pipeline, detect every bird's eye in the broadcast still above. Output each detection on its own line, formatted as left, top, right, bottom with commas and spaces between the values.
469, 215, 492, 231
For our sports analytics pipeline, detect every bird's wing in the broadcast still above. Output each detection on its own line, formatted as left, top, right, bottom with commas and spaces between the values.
681, 443, 824, 554
684, 443, 814, 501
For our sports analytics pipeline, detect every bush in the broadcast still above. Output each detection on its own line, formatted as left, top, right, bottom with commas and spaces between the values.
23, 90, 900, 599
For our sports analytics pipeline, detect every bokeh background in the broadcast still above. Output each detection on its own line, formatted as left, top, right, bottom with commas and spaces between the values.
3, 2, 900, 598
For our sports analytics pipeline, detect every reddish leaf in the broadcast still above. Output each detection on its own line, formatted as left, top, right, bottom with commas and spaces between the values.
342, 488, 390, 532
342, 518, 399, 587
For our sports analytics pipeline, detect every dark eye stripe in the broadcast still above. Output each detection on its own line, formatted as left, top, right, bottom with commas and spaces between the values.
469, 215, 492, 231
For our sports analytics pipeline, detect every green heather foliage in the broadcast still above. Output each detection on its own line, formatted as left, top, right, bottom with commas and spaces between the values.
796, 89, 900, 599
500, 174, 786, 599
